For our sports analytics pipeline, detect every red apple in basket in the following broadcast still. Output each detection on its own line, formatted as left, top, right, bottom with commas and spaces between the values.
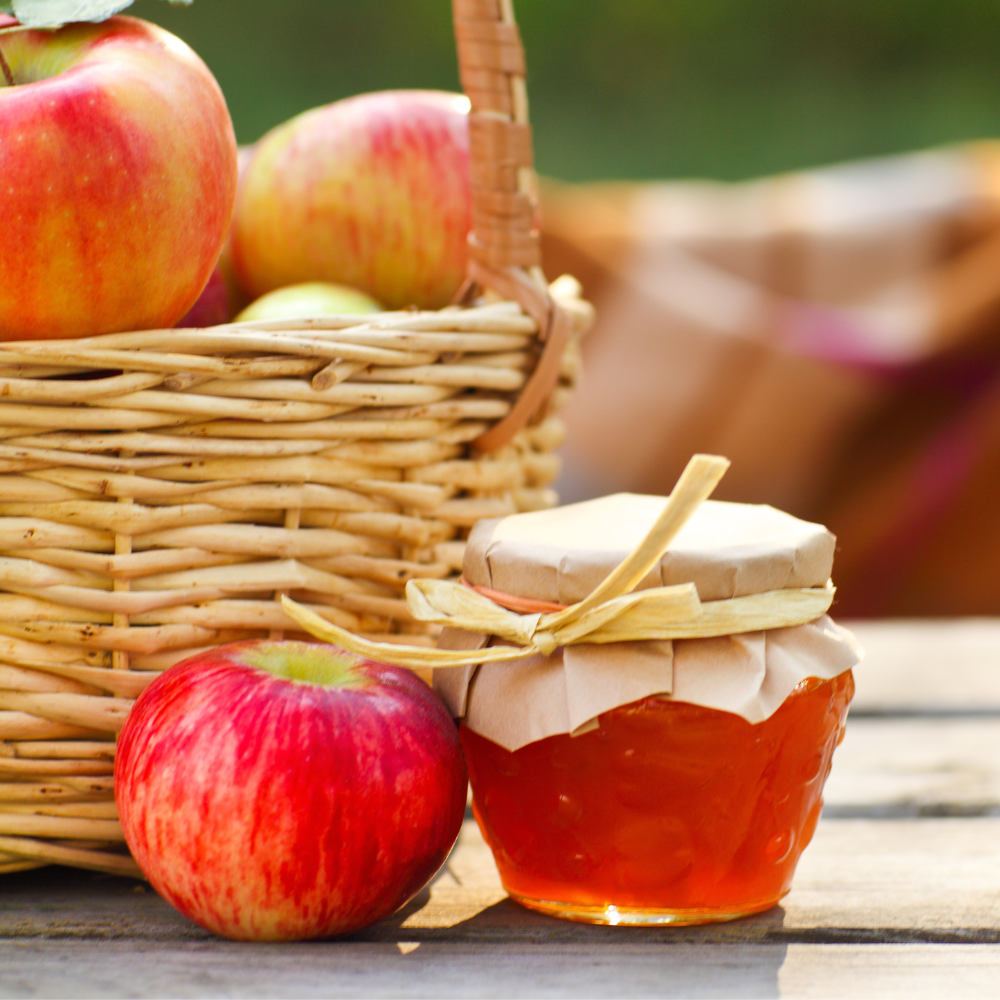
230, 90, 471, 311
215, 143, 257, 318
0, 16, 237, 340
174, 265, 230, 328
115, 640, 467, 942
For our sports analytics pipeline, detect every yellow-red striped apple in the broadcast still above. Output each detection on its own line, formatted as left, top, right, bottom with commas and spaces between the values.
230, 91, 470, 311
0, 16, 237, 340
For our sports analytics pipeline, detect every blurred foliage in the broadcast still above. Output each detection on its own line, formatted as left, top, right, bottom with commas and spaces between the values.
133, 0, 1000, 181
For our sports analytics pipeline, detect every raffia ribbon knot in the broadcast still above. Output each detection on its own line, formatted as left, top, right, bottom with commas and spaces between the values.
282, 455, 836, 670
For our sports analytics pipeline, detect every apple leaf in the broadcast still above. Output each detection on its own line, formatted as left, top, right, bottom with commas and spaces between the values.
10, 0, 191, 30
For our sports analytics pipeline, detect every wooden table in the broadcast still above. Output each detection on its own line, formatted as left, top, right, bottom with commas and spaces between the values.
2, 620, 999, 999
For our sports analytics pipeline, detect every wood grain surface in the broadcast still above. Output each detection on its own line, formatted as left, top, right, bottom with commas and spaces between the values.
1, 618, 998, 998
848, 618, 1000, 713
824, 717, 1000, 816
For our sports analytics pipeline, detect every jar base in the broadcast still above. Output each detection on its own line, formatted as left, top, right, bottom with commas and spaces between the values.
507, 890, 784, 927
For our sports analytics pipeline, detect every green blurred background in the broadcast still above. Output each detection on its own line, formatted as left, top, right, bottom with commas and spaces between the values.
134, 0, 1000, 182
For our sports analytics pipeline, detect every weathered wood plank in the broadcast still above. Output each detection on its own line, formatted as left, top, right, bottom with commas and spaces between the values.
846, 619, 1000, 713
4, 817, 995, 945
1, 817, 999, 996
783, 818, 1000, 934
777, 943, 1000, 1000
824, 717, 1000, 815
381, 818, 1000, 940
0, 940, 998, 999
0, 621, 997, 998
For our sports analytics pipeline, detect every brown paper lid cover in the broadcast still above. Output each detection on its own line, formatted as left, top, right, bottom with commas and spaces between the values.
463, 494, 835, 604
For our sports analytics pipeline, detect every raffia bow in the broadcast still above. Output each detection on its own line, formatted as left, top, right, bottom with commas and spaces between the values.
281, 455, 835, 670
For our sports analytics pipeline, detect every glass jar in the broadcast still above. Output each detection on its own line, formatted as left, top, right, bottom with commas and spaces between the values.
461, 670, 854, 926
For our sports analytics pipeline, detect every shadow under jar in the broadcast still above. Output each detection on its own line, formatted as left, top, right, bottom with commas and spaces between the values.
462, 671, 854, 925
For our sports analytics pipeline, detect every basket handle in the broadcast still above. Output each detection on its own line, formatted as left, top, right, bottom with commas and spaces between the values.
453, 0, 573, 454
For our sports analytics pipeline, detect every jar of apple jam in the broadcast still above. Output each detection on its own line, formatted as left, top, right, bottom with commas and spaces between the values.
461, 670, 854, 925
432, 487, 862, 927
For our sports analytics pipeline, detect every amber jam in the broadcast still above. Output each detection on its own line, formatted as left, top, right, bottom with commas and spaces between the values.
461, 671, 854, 926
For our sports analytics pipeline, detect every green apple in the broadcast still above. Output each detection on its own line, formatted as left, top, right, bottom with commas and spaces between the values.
235, 283, 383, 323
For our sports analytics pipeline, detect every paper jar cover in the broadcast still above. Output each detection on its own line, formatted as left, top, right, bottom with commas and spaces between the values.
433, 494, 861, 751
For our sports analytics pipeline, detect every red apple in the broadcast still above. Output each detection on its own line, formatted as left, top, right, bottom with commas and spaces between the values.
230, 90, 471, 311
174, 265, 230, 328
114, 639, 467, 942
0, 16, 237, 340
215, 143, 257, 318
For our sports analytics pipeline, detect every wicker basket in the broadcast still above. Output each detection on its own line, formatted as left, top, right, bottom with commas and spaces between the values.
0, 0, 590, 877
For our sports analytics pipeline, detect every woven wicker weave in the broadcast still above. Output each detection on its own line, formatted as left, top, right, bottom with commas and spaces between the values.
0, 0, 590, 876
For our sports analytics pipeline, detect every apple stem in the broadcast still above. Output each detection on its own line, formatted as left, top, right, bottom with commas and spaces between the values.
0, 44, 13, 87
